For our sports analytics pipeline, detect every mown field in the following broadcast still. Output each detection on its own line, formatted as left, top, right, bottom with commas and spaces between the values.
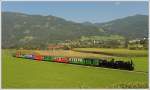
2, 49, 148, 88
73, 48, 148, 57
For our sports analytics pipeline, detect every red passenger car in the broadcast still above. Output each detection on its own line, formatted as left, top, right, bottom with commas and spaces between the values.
33, 54, 43, 61
54, 57, 69, 63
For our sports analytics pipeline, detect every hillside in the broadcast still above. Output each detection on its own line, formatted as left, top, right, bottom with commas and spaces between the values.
2, 12, 148, 48
2, 12, 104, 48
95, 15, 148, 39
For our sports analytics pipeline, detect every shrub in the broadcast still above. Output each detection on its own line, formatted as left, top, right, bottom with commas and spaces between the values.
111, 82, 148, 88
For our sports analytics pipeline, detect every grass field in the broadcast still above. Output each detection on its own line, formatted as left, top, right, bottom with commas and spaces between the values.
2, 49, 148, 88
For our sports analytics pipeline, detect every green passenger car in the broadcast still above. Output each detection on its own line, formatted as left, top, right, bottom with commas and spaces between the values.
92, 59, 99, 66
68, 57, 100, 66
83, 58, 99, 66
69, 58, 84, 64
43, 56, 54, 62
83, 58, 91, 65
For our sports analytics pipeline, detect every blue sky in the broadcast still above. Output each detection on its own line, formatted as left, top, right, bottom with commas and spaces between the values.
2, 1, 148, 23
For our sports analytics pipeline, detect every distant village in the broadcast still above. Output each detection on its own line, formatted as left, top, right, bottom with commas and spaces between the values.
48, 37, 148, 50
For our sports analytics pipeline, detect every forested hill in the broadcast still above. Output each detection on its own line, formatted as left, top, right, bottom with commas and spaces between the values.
2, 12, 104, 48
95, 14, 148, 39
2, 12, 148, 48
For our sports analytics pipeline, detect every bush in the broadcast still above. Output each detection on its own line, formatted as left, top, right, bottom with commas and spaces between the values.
111, 82, 148, 88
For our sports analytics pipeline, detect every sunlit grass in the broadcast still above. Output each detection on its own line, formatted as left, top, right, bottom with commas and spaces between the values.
2, 49, 148, 88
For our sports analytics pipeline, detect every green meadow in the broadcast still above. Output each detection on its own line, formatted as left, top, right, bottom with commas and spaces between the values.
2, 49, 148, 88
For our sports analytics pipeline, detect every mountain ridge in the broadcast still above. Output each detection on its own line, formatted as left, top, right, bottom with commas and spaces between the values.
2, 12, 148, 48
